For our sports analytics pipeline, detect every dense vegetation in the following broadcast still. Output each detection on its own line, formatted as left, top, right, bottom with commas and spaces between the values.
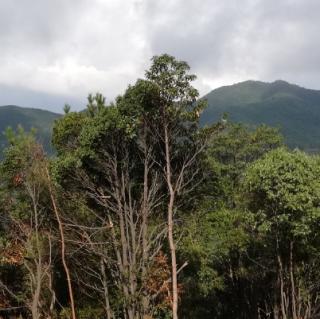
1, 55, 320, 319
201, 80, 320, 151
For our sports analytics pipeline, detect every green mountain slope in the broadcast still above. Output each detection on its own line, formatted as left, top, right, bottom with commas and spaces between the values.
201, 80, 320, 151
2, 80, 320, 155
0, 105, 61, 155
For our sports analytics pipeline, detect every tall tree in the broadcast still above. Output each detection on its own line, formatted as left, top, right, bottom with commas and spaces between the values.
146, 54, 208, 319
178, 123, 283, 318
52, 88, 168, 318
52, 54, 210, 319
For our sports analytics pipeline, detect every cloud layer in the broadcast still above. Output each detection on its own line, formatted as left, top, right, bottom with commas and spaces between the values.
0, 0, 319, 111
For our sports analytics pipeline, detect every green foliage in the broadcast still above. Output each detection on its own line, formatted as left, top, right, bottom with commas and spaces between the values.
63, 104, 71, 114
146, 54, 207, 122
0, 127, 48, 221
180, 126, 285, 319
244, 148, 320, 237
181, 208, 252, 291
206, 123, 283, 207
52, 111, 87, 155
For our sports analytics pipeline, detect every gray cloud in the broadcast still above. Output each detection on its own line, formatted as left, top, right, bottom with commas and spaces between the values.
0, 83, 85, 113
144, 0, 320, 91
0, 0, 319, 112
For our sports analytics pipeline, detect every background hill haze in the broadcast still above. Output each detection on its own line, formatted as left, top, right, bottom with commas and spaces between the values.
0, 105, 61, 155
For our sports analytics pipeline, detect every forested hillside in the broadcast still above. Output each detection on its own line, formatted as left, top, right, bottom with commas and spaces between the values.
1, 56, 320, 319
2, 80, 320, 156
0, 105, 60, 155
201, 80, 320, 151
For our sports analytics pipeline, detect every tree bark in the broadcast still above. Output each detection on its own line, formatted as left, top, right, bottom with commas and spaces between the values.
276, 236, 287, 319
290, 241, 297, 319
46, 168, 77, 319
101, 258, 113, 319
164, 123, 178, 319
141, 124, 150, 317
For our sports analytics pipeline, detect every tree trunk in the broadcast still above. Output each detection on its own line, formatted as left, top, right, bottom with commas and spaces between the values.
164, 124, 178, 319
101, 258, 113, 319
46, 168, 77, 319
30, 191, 42, 319
290, 241, 297, 319
276, 236, 287, 319
31, 263, 41, 319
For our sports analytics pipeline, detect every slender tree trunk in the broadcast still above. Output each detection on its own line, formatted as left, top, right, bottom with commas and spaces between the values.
276, 236, 287, 319
101, 258, 113, 319
48, 235, 56, 319
114, 168, 136, 319
164, 124, 178, 319
141, 124, 150, 317
31, 262, 42, 319
46, 168, 77, 319
274, 303, 279, 319
290, 241, 297, 319
30, 193, 42, 319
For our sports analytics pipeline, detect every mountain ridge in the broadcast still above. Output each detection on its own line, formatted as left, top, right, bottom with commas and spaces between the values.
200, 80, 320, 151
1, 79, 320, 154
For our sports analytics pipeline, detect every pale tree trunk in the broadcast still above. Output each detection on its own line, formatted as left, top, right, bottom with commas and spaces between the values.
164, 123, 178, 319
31, 263, 42, 319
46, 168, 77, 319
141, 124, 151, 317
274, 287, 279, 319
66, 129, 164, 318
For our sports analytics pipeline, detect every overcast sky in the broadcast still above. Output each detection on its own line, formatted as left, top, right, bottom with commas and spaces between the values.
0, 0, 319, 112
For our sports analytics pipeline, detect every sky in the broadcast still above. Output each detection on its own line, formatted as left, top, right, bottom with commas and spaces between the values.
0, 0, 319, 113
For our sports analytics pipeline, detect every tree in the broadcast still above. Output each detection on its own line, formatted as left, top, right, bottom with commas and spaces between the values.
0, 127, 79, 319
51, 55, 211, 319
145, 54, 209, 319
0, 128, 56, 319
176, 123, 282, 318
52, 89, 168, 319
243, 148, 320, 318
206, 123, 283, 208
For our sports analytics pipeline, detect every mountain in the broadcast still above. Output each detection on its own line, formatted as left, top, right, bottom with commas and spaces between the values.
2, 80, 320, 156
0, 105, 61, 156
201, 80, 320, 151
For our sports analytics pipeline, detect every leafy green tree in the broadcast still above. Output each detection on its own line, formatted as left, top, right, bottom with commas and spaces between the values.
243, 148, 320, 318
146, 54, 209, 319
0, 128, 56, 319
178, 124, 283, 318
206, 123, 283, 207
51, 54, 212, 319
52, 84, 169, 319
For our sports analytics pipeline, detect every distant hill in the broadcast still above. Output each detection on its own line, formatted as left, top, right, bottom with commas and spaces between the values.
2, 80, 320, 156
201, 80, 320, 151
0, 105, 61, 156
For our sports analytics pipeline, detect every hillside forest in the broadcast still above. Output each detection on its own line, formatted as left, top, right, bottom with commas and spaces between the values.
1, 55, 320, 319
